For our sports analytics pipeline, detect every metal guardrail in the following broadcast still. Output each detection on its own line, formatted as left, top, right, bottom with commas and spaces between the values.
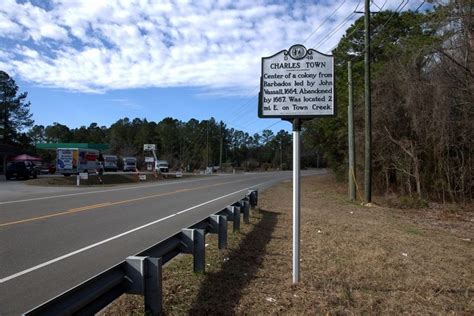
23, 189, 259, 316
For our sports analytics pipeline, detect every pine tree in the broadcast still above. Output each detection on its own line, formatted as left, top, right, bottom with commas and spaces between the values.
0, 71, 34, 144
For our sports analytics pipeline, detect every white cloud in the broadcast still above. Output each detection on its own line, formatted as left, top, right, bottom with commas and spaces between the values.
0, 12, 22, 36
1, 0, 69, 41
0, 0, 423, 94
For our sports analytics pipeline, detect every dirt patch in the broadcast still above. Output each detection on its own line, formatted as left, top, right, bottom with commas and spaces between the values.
100, 173, 473, 314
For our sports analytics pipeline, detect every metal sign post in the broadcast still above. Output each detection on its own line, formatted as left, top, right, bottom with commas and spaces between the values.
292, 118, 301, 282
259, 44, 335, 283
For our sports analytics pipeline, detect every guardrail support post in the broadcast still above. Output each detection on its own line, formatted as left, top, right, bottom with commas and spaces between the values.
145, 257, 162, 315
125, 256, 162, 315
240, 199, 250, 224
232, 205, 241, 232
209, 214, 227, 249
180, 228, 206, 273
247, 189, 258, 209
126, 256, 146, 294
223, 205, 240, 232
223, 206, 234, 222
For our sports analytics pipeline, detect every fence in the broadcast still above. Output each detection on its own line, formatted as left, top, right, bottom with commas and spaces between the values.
24, 189, 259, 316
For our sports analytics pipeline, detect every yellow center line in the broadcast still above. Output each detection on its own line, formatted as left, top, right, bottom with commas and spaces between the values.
0, 203, 113, 227
0, 178, 250, 228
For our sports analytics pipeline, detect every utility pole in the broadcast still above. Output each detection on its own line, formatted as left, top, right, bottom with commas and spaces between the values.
219, 121, 224, 172
206, 120, 210, 168
348, 61, 356, 201
279, 139, 283, 170
364, 0, 372, 203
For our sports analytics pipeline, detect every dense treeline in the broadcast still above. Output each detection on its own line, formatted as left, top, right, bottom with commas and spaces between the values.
304, 1, 473, 202
27, 118, 298, 171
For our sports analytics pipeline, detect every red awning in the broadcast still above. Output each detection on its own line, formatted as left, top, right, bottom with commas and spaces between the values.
12, 154, 42, 161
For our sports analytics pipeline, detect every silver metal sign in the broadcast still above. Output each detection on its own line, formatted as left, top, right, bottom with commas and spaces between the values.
258, 44, 336, 284
259, 44, 335, 118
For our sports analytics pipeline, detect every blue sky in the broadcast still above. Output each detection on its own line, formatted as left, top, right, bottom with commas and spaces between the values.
1, 0, 426, 135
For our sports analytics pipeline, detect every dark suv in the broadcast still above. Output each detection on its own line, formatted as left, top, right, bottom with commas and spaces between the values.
5, 161, 38, 180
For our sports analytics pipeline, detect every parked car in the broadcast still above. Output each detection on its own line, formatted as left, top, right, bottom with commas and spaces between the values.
122, 157, 137, 172
5, 161, 38, 180
103, 155, 118, 172
156, 160, 169, 173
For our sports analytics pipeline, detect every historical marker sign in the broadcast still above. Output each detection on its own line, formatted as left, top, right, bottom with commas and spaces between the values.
259, 44, 335, 118
258, 44, 336, 284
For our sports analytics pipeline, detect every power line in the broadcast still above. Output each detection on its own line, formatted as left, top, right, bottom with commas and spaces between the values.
301, 0, 347, 45
414, 0, 425, 12
347, 0, 411, 61
376, 0, 409, 31
221, 91, 259, 122
327, 0, 408, 53
371, 0, 382, 10
371, 0, 387, 10
312, 0, 362, 50
327, 18, 364, 53
228, 102, 259, 126
251, 120, 284, 135
313, 13, 356, 50
230, 111, 282, 134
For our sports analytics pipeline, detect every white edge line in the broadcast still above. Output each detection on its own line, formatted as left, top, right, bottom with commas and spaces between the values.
0, 179, 275, 284
0, 176, 230, 205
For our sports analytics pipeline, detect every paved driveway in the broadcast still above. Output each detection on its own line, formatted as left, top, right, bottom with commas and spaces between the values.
0, 176, 83, 202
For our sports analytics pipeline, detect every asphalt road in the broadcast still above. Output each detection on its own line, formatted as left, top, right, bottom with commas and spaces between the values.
0, 170, 323, 315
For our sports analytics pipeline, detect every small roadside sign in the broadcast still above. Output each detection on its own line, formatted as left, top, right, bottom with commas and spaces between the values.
79, 172, 88, 180
259, 44, 335, 118
143, 144, 156, 151
139, 174, 147, 181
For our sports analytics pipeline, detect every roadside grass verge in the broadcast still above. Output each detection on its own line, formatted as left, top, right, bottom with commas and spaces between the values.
100, 173, 473, 314
25, 174, 196, 186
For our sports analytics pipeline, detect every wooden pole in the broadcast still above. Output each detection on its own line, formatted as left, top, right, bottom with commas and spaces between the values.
364, 0, 372, 203
348, 61, 356, 201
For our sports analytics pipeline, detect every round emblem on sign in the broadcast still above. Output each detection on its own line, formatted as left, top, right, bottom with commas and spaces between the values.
289, 44, 307, 60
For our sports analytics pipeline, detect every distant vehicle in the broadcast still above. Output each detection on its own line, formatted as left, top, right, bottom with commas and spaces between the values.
56, 148, 100, 176
103, 155, 118, 172
122, 157, 137, 172
39, 163, 51, 175
6, 161, 38, 180
156, 160, 169, 173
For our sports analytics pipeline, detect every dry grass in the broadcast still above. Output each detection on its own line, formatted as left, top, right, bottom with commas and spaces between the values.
100, 173, 473, 315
